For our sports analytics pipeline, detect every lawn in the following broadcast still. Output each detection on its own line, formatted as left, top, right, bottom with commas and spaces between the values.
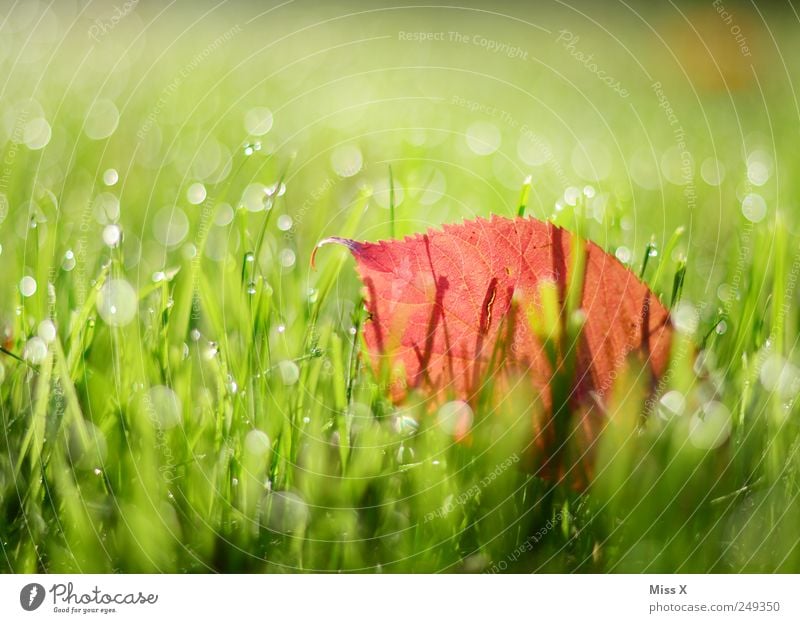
1, 0, 799, 573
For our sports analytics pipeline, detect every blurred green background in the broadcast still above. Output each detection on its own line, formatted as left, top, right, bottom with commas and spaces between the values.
1, 0, 799, 572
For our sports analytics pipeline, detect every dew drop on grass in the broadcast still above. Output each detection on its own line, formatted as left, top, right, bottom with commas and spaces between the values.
102, 223, 122, 247
245, 429, 271, 457
277, 214, 293, 231
466, 122, 501, 155
61, 251, 76, 272
38, 319, 56, 343
563, 186, 581, 206
615, 246, 632, 264
760, 354, 800, 400
307, 288, 318, 303
23, 118, 51, 150
23, 337, 48, 364
19, 275, 37, 297
741, 193, 767, 223
263, 490, 309, 533
331, 145, 363, 178
715, 319, 728, 335
700, 158, 725, 186
96, 278, 137, 327
244, 107, 273, 136
241, 183, 267, 212
689, 401, 731, 449
147, 385, 182, 430
278, 360, 299, 385
153, 207, 189, 246
246, 281, 257, 295
436, 400, 474, 436
279, 248, 296, 268
214, 203, 234, 226
103, 168, 118, 186
187, 182, 207, 205
657, 390, 686, 421
190, 328, 201, 341
672, 301, 699, 335
204, 342, 219, 359
84, 100, 119, 140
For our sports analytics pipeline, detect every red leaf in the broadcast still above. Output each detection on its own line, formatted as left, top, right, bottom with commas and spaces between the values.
323, 215, 673, 483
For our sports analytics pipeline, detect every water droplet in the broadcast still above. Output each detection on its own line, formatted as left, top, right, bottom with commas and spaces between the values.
331, 145, 363, 177
741, 193, 767, 223
23, 118, 51, 150
187, 182, 207, 205
204, 341, 219, 359
672, 301, 699, 335
103, 168, 119, 186
658, 390, 686, 420
436, 400, 474, 436
307, 288, 318, 303
241, 183, 268, 212
245, 429, 271, 456
583, 185, 596, 198
564, 186, 581, 206
23, 337, 48, 363
190, 329, 201, 341
19, 275, 37, 297
262, 490, 308, 533
227, 375, 239, 394
760, 354, 800, 400
102, 223, 122, 247
715, 319, 728, 335
276, 324, 286, 334
214, 203, 234, 226
466, 122, 501, 155
96, 279, 137, 327
279, 248, 296, 268
38, 319, 56, 343
244, 107, 274, 136
689, 401, 731, 449
61, 249, 77, 271
700, 158, 725, 186
244, 251, 255, 263
246, 281, 257, 295
746, 150, 771, 186
277, 214, 293, 231
84, 99, 119, 140
153, 207, 189, 247
278, 360, 299, 385
152, 271, 166, 283
615, 246, 632, 264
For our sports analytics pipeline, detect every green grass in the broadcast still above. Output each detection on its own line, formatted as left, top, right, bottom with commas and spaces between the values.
1, 1, 800, 573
